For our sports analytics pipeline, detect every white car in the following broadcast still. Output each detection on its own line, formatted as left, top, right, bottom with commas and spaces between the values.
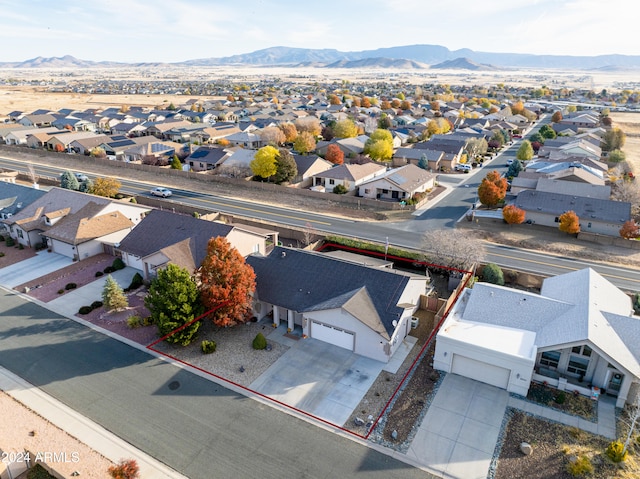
74, 172, 89, 182
150, 187, 172, 198
455, 164, 472, 172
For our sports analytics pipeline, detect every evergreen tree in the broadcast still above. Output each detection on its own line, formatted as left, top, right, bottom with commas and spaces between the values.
102, 275, 128, 312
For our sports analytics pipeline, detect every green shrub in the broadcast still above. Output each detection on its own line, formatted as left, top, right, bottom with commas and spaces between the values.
126, 272, 144, 291
201, 339, 217, 354
633, 293, 640, 315
91, 300, 103, 309
27, 463, 57, 479
555, 391, 566, 404
95, 271, 104, 277
65, 282, 77, 290
567, 455, 593, 476
112, 257, 126, 270
58, 289, 65, 294
0, 252, 4, 258
141, 316, 154, 326
332, 184, 348, 194
130, 197, 137, 204
127, 315, 142, 329
18, 243, 24, 250
482, 263, 505, 285
606, 440, 628, 462
0, 234, 4, 241
252, 332, 267, 350
104, 266, 115, 274
78, 305, 93, 315
5, 237, 15, 247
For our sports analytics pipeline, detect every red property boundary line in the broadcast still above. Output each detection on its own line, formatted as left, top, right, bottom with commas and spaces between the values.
147, 244, 472, 441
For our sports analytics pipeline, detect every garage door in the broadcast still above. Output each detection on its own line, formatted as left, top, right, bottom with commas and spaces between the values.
311, 321, 354, 351
451, 354, 510, 389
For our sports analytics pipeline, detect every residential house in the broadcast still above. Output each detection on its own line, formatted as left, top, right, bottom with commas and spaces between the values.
116, 209, 275, 280
1, 187, 150, 254
247, 247, 428, 363
145, 120, 192, 139
69, 135, 111, 155
290, 154, 333, 187
18, 114, 57, 128
45, 132, 100, 152
185, 146, 232, 172
0, 183, 46, 222
514, 190, 630, 236
434, 268, 639, 407
357, 164, 437, 201
4, 127, 64, 145
225, 131, 263, 149
311, 163, 387, 192
393, 147, 444, 171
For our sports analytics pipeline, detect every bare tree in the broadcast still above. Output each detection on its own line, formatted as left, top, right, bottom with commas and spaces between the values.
27, 163, 39, 185
421, 229, 485, 272
302, 222, 318, 247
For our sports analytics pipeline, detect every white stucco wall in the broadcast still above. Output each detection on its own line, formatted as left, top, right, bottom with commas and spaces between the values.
226, 229, 265, 256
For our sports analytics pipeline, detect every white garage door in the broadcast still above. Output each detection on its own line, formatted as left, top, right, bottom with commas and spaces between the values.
311, 321, 354, 351
451, 354, 510, 389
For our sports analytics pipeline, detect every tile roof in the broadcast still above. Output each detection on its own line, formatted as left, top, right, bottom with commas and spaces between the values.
246, 247, 420, 338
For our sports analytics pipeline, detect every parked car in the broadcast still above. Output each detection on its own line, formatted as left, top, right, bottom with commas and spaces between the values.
455, 164, 472, 172
150, 187, 172, 198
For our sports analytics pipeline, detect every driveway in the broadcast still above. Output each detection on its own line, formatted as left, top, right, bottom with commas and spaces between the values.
250, 333, 415, 426
406, 374, 508, 479
47, 266, 141, 316
0, 252, 72, 288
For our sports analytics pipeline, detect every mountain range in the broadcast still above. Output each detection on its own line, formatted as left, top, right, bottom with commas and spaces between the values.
2, 44, 640, 70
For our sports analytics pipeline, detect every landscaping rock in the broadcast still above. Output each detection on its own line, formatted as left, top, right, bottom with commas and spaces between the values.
520, 442, 533, 455
391, 430, 398, 440
354, 417, 365, 426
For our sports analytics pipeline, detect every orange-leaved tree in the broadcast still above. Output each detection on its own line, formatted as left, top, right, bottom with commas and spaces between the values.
477, 170, 508, 208
197, 237, 256, 327
502, 204, 526, 225
620, 220, 640, 239
325, 143, 344, 165
558, 210, 581, 235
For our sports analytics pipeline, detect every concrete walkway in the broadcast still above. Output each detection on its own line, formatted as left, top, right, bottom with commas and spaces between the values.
508, 393, 617, 439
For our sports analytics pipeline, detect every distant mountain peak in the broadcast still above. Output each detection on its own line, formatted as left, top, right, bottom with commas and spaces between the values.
430, 57, 500, 71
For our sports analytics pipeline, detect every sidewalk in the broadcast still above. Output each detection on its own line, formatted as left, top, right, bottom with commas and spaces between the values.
0, 366, 188, 479
508, 394, 617, 439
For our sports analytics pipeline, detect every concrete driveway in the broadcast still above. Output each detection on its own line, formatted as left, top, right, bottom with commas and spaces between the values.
250, 334, 389, 426
407, 374, 508, 479
0, 252, 72, 288
47, 267, 141, 316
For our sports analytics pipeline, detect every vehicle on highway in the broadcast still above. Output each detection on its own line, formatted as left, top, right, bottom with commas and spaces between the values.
150, 187, 172, 198
60, 172, 88, 182
506, 159, 514, 165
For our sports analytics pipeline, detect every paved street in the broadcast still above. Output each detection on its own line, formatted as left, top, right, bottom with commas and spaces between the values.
0, 288, 433, 479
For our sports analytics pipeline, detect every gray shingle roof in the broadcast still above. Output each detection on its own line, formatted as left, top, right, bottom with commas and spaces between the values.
117, 209, 233, 268
0, 183, 46, 216
246, 247, 415, 337
515, 190, 630, 224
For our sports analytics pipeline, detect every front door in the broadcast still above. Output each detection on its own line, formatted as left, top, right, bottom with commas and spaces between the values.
608, 372, 624, 396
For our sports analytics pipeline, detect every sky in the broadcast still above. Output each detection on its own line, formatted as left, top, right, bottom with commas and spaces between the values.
0, 0, 637, 63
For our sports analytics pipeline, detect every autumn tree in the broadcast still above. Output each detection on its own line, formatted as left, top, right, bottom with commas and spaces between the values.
551, 111, 563, 123
90, 177, 121, 198
510, 101, 524, 115
609, 149, 626, 163
502, 204, 526, 224
90, 147, 107, 158
259, 126, 286, 146
333, 119, 358, 139
197, 237, 256, 327
558, 210, 581, 235
602, 127, 626, 152
422, 229, 485, 271
60, 170, 79, 191
273, 148, 297, 184
102, 275, 128, 312
279, 122, 298, 143
364, 129, 394, 161
328, 94, 341, 105
293, 131, 316, 154
294, 116, 321, 136
516, 140, 534, 162
380, 100, 391, 110
620, 220, 640, 239
108, 459, 140, 479
465, 138, 488, 159
250, 145, 279, 179
325, 143, 344, 165
361, 96, 371, 108
477, 170, 508, 208
145, 264, 203, 346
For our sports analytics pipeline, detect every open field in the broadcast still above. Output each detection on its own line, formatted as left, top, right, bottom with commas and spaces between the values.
1, 66, 640, 115
611, 112, 640, 174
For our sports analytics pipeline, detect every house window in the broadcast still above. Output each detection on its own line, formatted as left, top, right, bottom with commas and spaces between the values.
329, 179, 335, 185
588, 222, 592, 228
571, 345, 592, 357
364, 189, 370, 194
17, 230, 23, 239
382, 189, 389, 194
554, 217, 559, 223
567, 355, 589, 376
540, 350, 560, 369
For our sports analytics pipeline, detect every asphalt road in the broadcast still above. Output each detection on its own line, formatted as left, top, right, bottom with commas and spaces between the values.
0, 288, 432, 479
